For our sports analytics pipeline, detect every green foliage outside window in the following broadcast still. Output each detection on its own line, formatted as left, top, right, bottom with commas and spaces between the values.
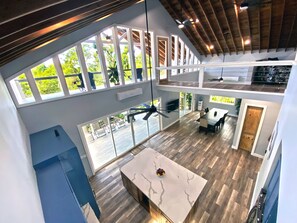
210, 95, 235, 105
31, 61, 61, 95
17, 73, 33, 97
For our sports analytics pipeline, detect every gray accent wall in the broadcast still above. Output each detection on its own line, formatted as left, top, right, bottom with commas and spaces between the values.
18, 81, 179, 175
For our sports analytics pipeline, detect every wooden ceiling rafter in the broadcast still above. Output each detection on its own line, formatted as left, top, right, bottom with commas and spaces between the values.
233, 1, 245, 53
267, 5, 272, 52
183, 0, 217, 56
208, 0, 231, 55
219, 0, 237, 54
285, 11, 297, 51
246, 9, 253, 52
161, 0, 208, 56
277, 0, 286, 51
258, 7, 261, 53
195, 0, 224, 55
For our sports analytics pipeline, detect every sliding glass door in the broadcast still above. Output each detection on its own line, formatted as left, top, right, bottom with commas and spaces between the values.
79, 99, 161, 172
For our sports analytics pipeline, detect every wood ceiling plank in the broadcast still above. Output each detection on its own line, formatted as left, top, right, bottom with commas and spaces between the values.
195, 0, 224, 55
219, 0, 237, 54
258, 6, 261, 53
184, 0, 217, 56
285, 11, 297, 51
246, 9, 253, 52
161, 0, 208, 56
277, 0, 286, 51
208, 0, 231, 55
233, 1, 245, 53
267, 5, 272, 52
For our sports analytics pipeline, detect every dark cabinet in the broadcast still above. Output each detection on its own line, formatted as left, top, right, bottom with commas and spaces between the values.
30, 125, 100, 223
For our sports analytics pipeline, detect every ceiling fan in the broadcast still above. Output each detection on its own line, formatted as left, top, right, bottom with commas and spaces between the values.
175, 0, 197, 28
208, 55, 225, 82
128, 0, 169, 121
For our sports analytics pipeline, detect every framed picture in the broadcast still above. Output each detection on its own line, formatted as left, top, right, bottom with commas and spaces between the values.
267, 121, 278, 159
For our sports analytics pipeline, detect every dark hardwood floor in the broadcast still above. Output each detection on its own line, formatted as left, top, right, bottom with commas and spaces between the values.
90, 112, 262, 223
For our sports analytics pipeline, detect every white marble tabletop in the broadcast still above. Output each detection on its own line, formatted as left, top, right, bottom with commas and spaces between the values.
121, 148, 207, 223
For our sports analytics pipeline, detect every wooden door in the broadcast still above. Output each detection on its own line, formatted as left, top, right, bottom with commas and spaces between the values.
239, 106, 263, 152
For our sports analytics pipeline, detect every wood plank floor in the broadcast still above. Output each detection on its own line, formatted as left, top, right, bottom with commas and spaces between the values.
90, 112, 262, 223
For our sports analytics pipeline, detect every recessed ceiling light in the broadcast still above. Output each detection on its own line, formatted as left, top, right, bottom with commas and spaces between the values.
244, 39, 251, 45
195, 18, 199, 23
209, 45, 214, 49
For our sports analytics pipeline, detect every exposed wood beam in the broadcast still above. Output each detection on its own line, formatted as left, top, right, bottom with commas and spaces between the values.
246, 9, 253, 52
285, 11, 297, 51
258, 7, 261, 53
161, 0, 208, 56
208, 0, 231, 55
219, 0, 237, 54
233, 2, 245, 53
195, 0, 224, 55
182, 0, 216, 56
267, 5, 272, 52
277, 0, 286, 51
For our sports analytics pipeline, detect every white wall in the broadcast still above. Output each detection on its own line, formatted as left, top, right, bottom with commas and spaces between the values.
251, 64, 297, 222
232, 99, 280, 156
0, 0, 200, 79
0, 75, 44, 223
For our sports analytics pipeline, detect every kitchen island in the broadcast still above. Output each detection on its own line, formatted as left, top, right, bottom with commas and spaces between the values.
121, 148, 207, 223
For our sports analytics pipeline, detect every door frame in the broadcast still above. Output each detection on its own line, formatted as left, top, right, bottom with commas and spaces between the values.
234, 103, 267, 157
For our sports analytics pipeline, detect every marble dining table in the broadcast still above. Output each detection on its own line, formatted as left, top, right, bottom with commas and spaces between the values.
120, 148, 207, 223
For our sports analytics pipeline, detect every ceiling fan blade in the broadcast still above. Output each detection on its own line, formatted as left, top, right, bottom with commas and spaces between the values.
175, 19, 182, 24
156, 110, 169, 118
127, 110, 148, 121
130, 107, 149, 111
143, 111, 153, 120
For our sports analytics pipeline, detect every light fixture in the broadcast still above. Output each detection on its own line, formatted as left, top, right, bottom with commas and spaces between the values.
240, 1, 249, 10
244, 39, 251, 45
195, 18, 199, 23
178, 24, 185, 29
209, 45, 214, 50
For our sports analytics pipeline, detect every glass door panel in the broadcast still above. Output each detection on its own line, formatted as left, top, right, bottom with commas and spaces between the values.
111, 111, 134, 156
132, 113, 149, 145
81, 118, 116, 170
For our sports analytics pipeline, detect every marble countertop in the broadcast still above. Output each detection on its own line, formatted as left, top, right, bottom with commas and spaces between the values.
121, 148, 207, 223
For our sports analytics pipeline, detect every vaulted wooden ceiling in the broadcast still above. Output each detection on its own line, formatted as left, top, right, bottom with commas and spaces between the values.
0, 0, 142, 67
160, 0, 297, 56
1, 0, 296, 68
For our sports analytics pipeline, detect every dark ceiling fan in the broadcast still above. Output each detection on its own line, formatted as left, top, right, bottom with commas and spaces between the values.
208, 55, 225, 82
128, 0, 169, 121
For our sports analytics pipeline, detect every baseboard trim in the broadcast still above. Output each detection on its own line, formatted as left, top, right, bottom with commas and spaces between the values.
251, 152, 264, 159
231, 145, 237, 149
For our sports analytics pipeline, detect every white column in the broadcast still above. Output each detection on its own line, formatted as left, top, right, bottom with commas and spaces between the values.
174, 35, 178, 75
185, 46, 190, 73
25, 70, 42, 101
180, 39, 185, 73
151, 31, 158, 80
112, 26, 125, 85
199, 67, 204, 88
140, 30, 148, 81
127, 28, 137, 83
76, 44, 92, 91
96, 34, 110, 88
52, 55, 69, 96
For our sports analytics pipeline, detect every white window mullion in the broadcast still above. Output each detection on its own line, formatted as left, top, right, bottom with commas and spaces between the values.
151, 32, 157, 80
140, 30, 148, 81
96, 34, 110, 88
76, 44, 92, 91
174, 35, 178, 75
25, 70, 42, 102
168, 36, 172, 78
107, 117, 118, 157
112, 26, 125, 85
180, 39, 185, 73
53, 55, 69, 96
127, 28, 137, 83
189, 52, 194, 72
